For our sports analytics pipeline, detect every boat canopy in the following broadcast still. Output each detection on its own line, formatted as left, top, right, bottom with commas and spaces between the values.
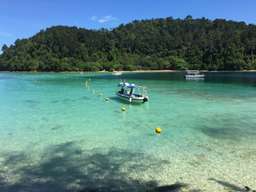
186, 70, 200, 75
118, 82, 136, 88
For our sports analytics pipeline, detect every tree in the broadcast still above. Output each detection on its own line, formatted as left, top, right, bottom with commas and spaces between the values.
1, 44, 8, 52
0, 17, 256, 71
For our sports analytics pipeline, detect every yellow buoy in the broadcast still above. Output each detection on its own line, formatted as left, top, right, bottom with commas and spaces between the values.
155, 127, 162, 134
121, 107, 126, 112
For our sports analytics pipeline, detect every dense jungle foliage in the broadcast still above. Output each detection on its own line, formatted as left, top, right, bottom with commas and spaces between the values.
1, 16, 256, 71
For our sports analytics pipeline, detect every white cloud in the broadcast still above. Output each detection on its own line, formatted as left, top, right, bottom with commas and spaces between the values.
90, 16, 98, 21
90, 15, 118, 23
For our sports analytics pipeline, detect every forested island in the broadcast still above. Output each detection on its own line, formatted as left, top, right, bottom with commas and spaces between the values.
1, 16, 256, 71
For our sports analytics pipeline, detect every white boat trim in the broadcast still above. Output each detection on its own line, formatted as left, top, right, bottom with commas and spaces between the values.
185, 70, 205, 80
116, 81, 149, 103
112, 71, 123, 76
116, 92, 148, 103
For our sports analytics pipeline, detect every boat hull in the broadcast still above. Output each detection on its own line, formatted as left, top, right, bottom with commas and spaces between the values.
112, 71, 123, 76
116, 93, 148, 103
185, 74, 205, 80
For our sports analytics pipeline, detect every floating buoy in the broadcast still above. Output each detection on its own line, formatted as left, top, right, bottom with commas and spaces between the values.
121, 107, 126, 112
105, 97, 109, 101
155, 127, 162, 134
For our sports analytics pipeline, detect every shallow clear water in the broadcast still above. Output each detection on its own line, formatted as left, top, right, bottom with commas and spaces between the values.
0, 72, 256, 192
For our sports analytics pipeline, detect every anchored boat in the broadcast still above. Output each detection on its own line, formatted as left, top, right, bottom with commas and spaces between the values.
116, 81, 149, 103
185, 70, 205, 80
112, 71, 123, 76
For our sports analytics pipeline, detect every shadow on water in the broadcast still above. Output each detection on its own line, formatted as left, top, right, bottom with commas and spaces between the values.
197, 115, 256, 142
0, 141, 194, 192
109, 96, 146, 106
198, 125, 256, 142
209, 178, 255, 192
88, 71, 256, 87
49, 96, 91, 104
199, 127, 244, 141
89, 72, 186, 81
109, 96, 129, 105
205, 72, 256, 86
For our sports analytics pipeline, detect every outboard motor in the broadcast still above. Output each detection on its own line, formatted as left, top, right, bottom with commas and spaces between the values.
143, 97, 148, 102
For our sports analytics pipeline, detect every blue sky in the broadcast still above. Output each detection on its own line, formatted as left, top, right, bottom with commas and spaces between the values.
1, 0, 256, 49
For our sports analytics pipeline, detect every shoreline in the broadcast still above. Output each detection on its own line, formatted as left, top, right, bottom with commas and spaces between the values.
0, 69, 256, 73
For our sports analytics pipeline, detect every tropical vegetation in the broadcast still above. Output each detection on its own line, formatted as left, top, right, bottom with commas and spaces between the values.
1, 16, 256, 71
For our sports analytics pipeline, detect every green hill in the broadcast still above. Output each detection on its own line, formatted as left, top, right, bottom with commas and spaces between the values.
1, 16, 256, 71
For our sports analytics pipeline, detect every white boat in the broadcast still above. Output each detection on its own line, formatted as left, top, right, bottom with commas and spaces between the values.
112, 71, 123, 76
185, 70, 205, 80
116, 81, 149, 103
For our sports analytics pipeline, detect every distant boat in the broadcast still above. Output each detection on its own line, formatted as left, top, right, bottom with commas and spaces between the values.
116, 81, 149, 103
112, 71, 123, 76
185, 70, 205, 80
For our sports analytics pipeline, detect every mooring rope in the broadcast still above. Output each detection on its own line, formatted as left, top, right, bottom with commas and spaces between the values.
84, 79, 121, 106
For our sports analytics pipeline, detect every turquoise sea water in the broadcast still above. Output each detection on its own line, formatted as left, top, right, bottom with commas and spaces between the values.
0, 72, 256, 192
